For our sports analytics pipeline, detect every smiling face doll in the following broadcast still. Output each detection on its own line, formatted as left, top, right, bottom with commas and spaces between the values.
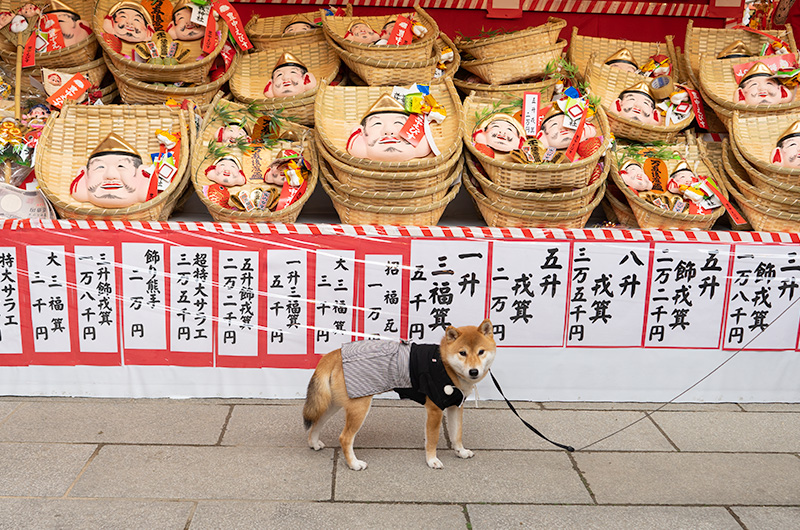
771, 121, 800, 168
612, 81, 661, 126
263, 52, 317, 98
605, 48, 639, 73
102, 1, 154, 44
346, 93, 432, 162
619, 159, 653, 192
472, 113, 526, 158
343, 19, 380, 44
735, 62, 794, 106
167, 0, 204, 41
205, 156, 247, 187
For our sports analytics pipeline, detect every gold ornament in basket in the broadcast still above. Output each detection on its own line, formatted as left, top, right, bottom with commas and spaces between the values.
314, 78, 463, 172
93, 0, 230, 84
230, 43, 339, 126
462, 93, 611, 190
609, 138, 728, 230
191, 97, 318, 223
34, 102, 193, 220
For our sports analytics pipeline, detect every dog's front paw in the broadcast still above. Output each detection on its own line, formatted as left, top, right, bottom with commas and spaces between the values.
310, 440, 325, 451
426, 457, 444, 469
455, 448, 474, 459
348, 459, 368, 471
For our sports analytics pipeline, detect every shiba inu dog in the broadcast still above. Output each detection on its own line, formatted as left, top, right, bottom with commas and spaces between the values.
303, 319, 496, 470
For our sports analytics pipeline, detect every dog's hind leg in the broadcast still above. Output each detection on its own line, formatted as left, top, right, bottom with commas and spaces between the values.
339, 396, 372, 470
308, 404, 340, 451
445, 404, 474, 459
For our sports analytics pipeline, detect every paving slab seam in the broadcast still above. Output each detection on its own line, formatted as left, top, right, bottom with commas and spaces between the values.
0, 402, 22, 427
62, 444, 103, 498
182, 501, 198, 530
566, 451, 597, 504
330, 449, 339, 502
460, 504, 472, 529
724, 506, 749, 530
645, 415, 681, 451
215, 405, 235, 445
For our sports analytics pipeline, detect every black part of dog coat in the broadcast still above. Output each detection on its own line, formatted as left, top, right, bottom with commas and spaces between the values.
394, 344, 465, 410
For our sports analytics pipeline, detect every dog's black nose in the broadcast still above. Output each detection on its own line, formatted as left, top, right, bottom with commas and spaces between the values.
469, 369, 479, 378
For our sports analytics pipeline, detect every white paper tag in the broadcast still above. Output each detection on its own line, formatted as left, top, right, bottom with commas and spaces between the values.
562, 98, 586, 130
423, 116, 440, 156
157, 162, 177, 191
191, 3, 211, 26
522, 92, 540, 136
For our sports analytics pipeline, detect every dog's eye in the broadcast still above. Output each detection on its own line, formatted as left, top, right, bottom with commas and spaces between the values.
478, 349, 484, 356
459, 350, 467, 357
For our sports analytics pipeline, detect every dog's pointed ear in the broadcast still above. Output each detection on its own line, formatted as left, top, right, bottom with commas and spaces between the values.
478, 319, 493, 337
445, 326, 461, 342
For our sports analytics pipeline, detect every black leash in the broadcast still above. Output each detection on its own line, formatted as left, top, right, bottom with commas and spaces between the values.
489, 370, 575, 452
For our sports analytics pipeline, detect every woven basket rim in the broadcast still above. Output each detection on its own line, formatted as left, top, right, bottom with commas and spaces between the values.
60, 56, 106, 74
107, 52, 238, 96
320, 159, 460, 214
731, 110, 800, 176
325, 155, 463, 200
465, 150, 608, 202
314, 79, 464, 172
728, 134, 800, 193
3, 32, 97, 60
455, 16, 566, 51
465, 169, 606, 219
723, 170, 800, 221
722, 139, 800, 208
93, 4, 228, 74
245, 9, 324, 37
605, 184, 634, 213
322, 5, 438, 54
462, 93, 611, 173
325, 33, 440, 67
35, 103, 190, 217
453, 75, 556, 93
317, 137, 462, 180
608, 143, 727, 223
461, 39, 567, 66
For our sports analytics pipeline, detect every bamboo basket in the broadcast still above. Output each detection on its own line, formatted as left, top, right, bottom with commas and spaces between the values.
230, 41, 339, 125
323, 154, 463, 207
453, 73, 558, 100
455, 17, 565, 61
34, 102, 192, 220
698, 53, 800, 127
609, 140, 728, 230
0, 0, 98, 69
107, 52, 237, 106
322, 5, 439, 63
325, 33, 439, 86
602, 183, 639, 227
462, 93, 612, 190
93, 0, 229, 84
721, 138, 800, 215
245, 5, 353, 51
190, 98, 318, 223
465, 169, 605, 228
465, 150, 608, 212
586, 59, 693, 143
320, 158, 460, 225
315, 79, 463, 171
460, 39, 567, 86
317, 138, 463, 192
731, 110, 800, 181
19, 56, 109, 93
728, 133, 800, 199
684, 19, 796, 87
569, 26, 680, 82
718, 169, 800, 232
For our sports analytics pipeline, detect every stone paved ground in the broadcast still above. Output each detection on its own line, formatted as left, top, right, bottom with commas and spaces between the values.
0, 397, 798, 529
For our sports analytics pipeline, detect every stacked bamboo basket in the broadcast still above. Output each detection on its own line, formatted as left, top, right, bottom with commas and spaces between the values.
315, 79, 463, 225
0, 0, 117, 101
322, 6, 447, 87
461, 93, 611, 228
94, 0, 233, 105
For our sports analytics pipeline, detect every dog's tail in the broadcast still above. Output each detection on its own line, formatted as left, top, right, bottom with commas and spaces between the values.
303, 361, 333, 431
